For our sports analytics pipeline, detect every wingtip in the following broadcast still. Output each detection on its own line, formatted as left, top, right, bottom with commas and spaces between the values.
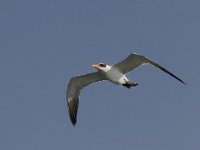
71, 119, 77, 126
69, 111, 77, 126
181, 80, 186, 85
67, 98, 79, 126
68, 107, 78, 126
176, 77, 186, 85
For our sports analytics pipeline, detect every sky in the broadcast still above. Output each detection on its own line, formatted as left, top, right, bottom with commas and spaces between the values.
0, 0, 199, 150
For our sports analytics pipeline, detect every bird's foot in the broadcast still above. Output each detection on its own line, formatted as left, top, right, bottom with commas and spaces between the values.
122, 81, 138, 89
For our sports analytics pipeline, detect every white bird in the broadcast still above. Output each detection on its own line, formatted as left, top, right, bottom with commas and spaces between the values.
66, 53, 185, 126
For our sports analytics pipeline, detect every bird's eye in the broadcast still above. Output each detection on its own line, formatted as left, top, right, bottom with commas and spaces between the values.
99, 63, 106, 67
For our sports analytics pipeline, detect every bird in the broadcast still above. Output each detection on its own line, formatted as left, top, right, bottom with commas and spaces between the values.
66, 53, 185, 126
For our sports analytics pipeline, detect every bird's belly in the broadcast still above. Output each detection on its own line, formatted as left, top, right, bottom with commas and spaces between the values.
105, 71, 125, 84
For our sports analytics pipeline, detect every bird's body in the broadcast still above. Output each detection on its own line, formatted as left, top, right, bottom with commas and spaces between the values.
92, 63, 137, 87
101, 66, 127, 85
66, 53, 185, 126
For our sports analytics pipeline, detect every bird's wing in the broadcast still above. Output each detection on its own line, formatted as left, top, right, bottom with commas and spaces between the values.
67, 72, 105, 126
114, 53, 185, 84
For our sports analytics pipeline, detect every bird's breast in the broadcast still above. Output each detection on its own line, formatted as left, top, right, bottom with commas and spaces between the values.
104, 68, 125, 84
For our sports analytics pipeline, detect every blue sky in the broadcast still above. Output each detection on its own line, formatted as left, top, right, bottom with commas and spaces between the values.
0, 0, 199, 150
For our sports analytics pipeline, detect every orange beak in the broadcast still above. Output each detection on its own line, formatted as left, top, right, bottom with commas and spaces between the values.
92, 64, 99, 68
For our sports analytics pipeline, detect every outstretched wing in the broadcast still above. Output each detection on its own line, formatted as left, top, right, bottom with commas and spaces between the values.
114, 53, 185, 84
67, 72, 105, 126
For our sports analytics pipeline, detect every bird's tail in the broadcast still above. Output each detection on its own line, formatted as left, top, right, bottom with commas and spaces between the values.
122, 80, 138, 89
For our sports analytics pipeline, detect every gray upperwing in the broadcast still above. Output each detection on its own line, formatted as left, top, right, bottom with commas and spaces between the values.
114, 53, 185, 84
67, 72, 105, 126
114, 53, 150, 74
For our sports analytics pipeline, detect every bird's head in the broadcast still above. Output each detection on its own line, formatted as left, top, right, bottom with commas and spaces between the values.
92, 63, 111, 72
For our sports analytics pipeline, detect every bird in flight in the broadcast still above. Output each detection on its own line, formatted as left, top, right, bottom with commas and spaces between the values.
66, 53, 185, 126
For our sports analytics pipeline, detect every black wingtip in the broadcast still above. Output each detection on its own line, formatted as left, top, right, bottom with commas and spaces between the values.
170, 73, 186, 85
68, 108, 77, 126
149, 61, 186, 85
180, 80, 186, 85
68, 106, 78, 126
71, 117, 77, 126
67, 98, 79, 126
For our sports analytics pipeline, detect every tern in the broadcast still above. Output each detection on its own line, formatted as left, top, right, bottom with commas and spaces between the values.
67, 53, 185, 126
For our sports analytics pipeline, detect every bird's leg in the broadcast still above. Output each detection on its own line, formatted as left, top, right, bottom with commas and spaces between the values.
122, 80, 138, 89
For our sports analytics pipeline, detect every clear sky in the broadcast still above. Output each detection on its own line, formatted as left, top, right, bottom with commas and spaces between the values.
0, 0, 199, 150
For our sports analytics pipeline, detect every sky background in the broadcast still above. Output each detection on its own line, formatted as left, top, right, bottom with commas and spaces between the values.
0, 0, 199, 150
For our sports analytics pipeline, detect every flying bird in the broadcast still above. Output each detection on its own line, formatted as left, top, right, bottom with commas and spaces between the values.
66, 53, 185, 126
